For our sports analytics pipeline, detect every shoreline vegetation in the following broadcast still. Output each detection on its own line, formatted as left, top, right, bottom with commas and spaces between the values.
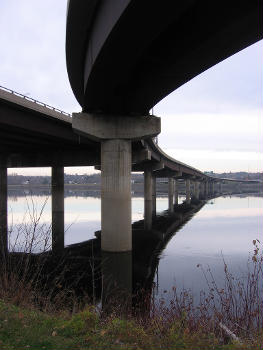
0, 198, 262, 349
0, 244, 262, 350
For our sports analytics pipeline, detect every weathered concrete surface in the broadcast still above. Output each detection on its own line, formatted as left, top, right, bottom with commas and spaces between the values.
101, 139, 132, 252
72, 113, 160, 141
52, 166, 64, 253
144, 170, 153, 230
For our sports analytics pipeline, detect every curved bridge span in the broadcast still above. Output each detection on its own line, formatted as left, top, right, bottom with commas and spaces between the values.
65, 0, 262, 252
0, 1, 262, 255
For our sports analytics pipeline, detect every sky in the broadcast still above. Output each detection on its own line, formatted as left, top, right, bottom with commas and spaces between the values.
0, 0, 262, 176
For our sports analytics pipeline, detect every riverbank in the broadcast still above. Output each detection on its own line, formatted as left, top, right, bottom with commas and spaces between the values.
0, 299, 261, 349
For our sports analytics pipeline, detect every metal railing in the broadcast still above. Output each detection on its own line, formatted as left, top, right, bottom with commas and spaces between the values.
0, 85, 71, 117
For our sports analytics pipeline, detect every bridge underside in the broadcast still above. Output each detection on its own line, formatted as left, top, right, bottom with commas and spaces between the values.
67, 0, 262, 114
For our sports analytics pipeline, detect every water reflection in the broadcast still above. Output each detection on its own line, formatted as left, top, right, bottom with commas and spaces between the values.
6, 188, 263, 312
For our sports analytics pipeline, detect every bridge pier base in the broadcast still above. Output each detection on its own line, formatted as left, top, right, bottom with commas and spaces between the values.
52, 166, 64, 254
101, 251, 132, 312
144, 169, 153, 230
0, 158, 7, 258
186, 179, 191, 204
168, 178, 174, 213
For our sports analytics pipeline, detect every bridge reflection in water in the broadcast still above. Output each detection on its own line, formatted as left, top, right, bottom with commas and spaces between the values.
5, 199, 205, 313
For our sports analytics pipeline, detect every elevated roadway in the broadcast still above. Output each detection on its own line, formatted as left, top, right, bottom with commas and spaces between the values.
66, 0, 262, 252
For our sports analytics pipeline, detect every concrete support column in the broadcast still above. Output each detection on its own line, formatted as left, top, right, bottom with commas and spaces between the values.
194, 181, 200, 199
0, 159, 7, 258
101, 140, 132, 251
204, 181, 208, 197
72, 112, 160, 252
193, 181, 197, 198
152, 176, 156, 218
168, 178, 174, 213
219, 182, 223, 193
144, 170, 153, 230
211, 182, 215, 195
174, 179, 179, 205
52, 166, 64, 253
186, 179, 191, 204
199, 182, 204, 199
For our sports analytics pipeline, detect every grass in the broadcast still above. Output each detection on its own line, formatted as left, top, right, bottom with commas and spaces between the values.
0, 299, 262, 350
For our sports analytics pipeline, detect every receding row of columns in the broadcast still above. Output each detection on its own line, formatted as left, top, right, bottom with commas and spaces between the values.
0, 159, 222, 256
143, 175, 221, 231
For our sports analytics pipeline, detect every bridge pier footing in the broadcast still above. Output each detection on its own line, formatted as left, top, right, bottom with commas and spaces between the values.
144, 169, 153, 230
51, 166, 64, 253
0, 158, 7, 258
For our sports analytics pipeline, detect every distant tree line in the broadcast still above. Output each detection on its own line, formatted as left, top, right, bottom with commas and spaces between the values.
7, 171, 263, 186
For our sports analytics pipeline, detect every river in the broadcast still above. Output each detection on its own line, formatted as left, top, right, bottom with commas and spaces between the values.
7, 187, 263, 300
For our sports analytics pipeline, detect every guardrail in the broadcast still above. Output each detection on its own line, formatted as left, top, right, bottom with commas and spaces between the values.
0, 85, 71, 117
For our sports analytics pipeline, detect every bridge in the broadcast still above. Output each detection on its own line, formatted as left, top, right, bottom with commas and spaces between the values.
0, 0, 262, 256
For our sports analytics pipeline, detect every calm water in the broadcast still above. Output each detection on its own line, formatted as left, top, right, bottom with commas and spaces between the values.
7, 188, 263, 297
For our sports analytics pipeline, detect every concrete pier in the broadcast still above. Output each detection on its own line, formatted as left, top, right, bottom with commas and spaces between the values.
0, 159, 7, 258
144, 169, 153, 230
101, 140, 132, 251
51, 166, 64, 253
73, 112, 160, 252
168, 178, 174, 213
174, 179, 179, 205
194, 181, 200, 199
204, 181, 208, 197
186, 179, 191, 204
152, 175, 156, 218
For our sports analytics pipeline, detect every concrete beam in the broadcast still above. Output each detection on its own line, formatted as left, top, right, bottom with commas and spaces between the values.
134, 160, 164, 172
72, 113, 161, 141
132, 149, 151, 164
52, 166, 64, 253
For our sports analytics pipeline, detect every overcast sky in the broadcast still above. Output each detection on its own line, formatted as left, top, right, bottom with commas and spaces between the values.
0, 0, 262, 175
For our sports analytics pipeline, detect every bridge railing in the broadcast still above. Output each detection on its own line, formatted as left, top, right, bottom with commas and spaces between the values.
0, 85, 71, 117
